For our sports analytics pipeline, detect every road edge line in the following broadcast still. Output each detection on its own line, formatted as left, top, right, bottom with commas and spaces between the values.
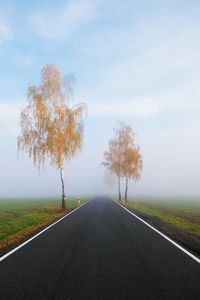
113, 200, 200, 264
0, 200, 90, 262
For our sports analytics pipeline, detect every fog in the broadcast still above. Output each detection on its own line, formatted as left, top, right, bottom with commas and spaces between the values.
0, 1, 200, 199
0, 116, 200, 199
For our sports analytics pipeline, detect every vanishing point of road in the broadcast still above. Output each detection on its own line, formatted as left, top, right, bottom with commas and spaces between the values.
0, 197, 199, 299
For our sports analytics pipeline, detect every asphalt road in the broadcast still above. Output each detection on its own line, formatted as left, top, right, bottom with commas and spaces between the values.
0, 197, 200, 300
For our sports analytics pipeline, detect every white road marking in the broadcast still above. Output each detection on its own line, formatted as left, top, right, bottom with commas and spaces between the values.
0, 201, 89, 262
114, 200, 200, 264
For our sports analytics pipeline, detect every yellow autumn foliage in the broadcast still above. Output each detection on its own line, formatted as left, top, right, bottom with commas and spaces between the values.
17, 64, 86, 208
102, 122, 142, 201
18, 64, 86, 170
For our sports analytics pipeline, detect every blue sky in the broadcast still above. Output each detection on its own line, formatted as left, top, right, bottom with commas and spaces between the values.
0, 0, 200, 198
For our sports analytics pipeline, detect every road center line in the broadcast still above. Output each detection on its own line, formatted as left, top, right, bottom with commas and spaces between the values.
114, 200, 200, 264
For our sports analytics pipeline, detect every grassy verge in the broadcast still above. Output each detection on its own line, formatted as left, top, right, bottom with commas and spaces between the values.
0, 197, 88, 252
120, 199, 200, 237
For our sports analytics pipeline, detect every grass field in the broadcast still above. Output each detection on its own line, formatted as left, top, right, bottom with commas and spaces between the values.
0, 197, 88, 252
121, 198, 200, 236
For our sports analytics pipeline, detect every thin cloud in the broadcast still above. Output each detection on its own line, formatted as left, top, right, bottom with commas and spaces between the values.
78, 9, 200, 119
0, 23, 10, 40
88, 98, 164, 118
32, 0, 100, 41
0, 14, 11, 43
86, 79, 200, 118
0, 102, 21, 136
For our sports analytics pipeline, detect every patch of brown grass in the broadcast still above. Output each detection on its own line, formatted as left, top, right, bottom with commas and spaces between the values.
0, 210, 67, 252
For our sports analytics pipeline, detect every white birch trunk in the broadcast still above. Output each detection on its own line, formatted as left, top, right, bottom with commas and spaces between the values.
118, 176, 121, 201
60, 167, 66, 209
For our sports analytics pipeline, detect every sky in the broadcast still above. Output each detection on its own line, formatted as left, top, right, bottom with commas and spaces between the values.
0, 0, 200, 198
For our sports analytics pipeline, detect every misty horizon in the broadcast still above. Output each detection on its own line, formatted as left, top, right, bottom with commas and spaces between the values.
0, 0, 200, 199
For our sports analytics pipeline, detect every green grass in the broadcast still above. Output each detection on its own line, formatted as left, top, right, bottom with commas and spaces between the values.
121, 198, 200, 237
139, 198, 200, 215
0, 197, 88, 251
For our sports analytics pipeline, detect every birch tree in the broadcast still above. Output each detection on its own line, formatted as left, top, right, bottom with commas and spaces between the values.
102, 139, 123, 200
102, 122, 142, 201
102, 122, 126, 200
17, 64, 86, 209
119, 123, 142, 202
123, 147, 142, 202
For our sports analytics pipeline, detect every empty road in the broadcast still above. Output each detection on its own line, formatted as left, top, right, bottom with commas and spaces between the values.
0, 197, 200, 299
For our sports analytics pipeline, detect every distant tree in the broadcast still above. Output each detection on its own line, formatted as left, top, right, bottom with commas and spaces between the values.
103, 169, 116, 194
102, 136, 123, 201
17, 64, 86, 209
102, 122, 127, 200
102, 122, 142, 202
123, 147, 142, 202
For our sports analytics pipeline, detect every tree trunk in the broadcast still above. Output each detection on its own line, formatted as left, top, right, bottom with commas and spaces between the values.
125, 178, 128, 202
60, 167, 66, 210
118, 176, 121, 201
